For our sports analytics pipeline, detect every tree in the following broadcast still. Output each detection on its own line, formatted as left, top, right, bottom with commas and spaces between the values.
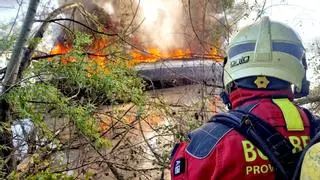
3, 0, 40, 86
1, 0, 40, 176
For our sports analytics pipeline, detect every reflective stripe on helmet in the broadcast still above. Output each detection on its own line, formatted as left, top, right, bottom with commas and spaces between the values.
272, 42, 304, 59
228, 43, 255, 58
228, 42, 304, 59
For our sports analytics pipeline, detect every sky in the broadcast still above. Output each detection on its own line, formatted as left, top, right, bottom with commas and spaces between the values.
238, 0, 320, 46
0, 0, 27, 23
243, 0, 320, 80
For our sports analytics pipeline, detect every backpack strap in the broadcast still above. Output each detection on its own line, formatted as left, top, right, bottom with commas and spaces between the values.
301, 108, 320, 138
211, 102, 295, 180
213, 111, 293, 179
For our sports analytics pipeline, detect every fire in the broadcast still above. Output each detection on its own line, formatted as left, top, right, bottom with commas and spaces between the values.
50, 42, 71, 55
50, 38, 224, 133
87, 37, 109, 72
50, 42, 75, 64
129, 47, 223, 66
50, 37, 223, 68
130, 48, 191, 62
50, 37, 110, 74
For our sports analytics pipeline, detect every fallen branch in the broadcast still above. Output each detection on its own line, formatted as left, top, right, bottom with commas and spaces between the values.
295, 96, 320, 105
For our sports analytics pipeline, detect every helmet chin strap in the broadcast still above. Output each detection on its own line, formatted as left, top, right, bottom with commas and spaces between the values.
294, 77, 310, 98
221, 57, 232, 110
220, 91, 232, 110
294, 54, 310, 98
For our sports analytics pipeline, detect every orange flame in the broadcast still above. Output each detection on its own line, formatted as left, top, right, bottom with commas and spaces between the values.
50, 37, 223, 68
129, 47, 223, 66
87, 37, 109, 74
50, 42, 75, 64
50, 37, 110, 74
50, 42, 71, 55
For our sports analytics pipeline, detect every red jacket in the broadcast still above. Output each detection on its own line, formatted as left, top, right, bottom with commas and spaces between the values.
170, 88, 311, 180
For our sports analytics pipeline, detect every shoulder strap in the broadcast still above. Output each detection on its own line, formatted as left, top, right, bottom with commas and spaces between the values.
301, 107, 320, 138
212, 104, 294, 180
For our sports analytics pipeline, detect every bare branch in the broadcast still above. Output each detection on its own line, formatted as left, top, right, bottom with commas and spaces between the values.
34, 18, 118, 36
295, 96, 320, 105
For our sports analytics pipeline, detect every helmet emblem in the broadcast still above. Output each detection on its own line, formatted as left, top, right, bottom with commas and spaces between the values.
254, 76, 270, 88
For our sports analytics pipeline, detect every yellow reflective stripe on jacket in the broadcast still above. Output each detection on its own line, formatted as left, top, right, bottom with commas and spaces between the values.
272, 98, 304, 131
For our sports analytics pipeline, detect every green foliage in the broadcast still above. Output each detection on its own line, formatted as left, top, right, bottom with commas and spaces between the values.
29, 33, 145, 106
5, 83, 110, 148
0, 23, 17, 55
0, 35, 16, 53
222, 0, 235, 9
27, 37, 42, 49
2, 32, 146, 177
73, 32, 92, 49
6, 32, 145, 146
9, 170, 74, 180
0, 156, 6, 178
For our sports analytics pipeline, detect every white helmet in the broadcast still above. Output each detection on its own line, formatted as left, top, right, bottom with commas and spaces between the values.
224, 17, 308, 96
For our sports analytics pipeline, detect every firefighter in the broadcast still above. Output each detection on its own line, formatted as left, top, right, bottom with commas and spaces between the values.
170, 16, 315, 179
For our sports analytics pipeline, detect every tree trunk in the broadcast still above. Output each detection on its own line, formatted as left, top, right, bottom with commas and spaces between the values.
0, 100, 10, 176
1, 0, 40, 176
18, 3, 82, 78
3, 0, 40, 87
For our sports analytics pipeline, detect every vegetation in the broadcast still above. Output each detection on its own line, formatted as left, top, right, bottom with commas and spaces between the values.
2, 30, 146, 179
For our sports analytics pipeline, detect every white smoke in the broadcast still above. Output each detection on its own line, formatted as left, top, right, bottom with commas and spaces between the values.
57, 0, 227, 54
135, 0, 185, 51
57, 0, 187, 51
101, 2, 115, 15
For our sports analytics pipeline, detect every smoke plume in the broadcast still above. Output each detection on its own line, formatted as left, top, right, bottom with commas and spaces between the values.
58, 0, 230, 54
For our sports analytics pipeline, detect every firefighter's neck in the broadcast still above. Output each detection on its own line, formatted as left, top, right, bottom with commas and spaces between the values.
229, 88, 294, 109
